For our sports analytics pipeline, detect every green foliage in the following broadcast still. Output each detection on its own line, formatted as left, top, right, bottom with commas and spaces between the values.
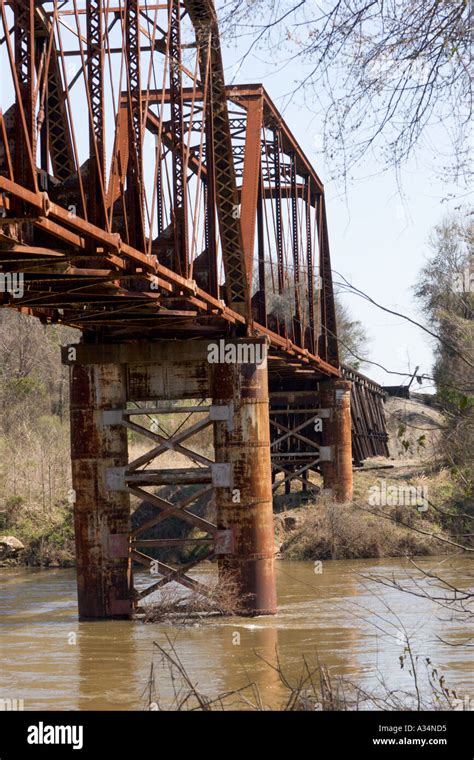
396, 424, 427, 455
438, 386, 473, 412
15, 505, 75, 567
0, 496, 25, 532
5, 495, 24, 509
2, 375, 45, 398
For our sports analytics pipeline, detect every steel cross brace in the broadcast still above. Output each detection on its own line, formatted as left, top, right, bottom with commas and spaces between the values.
103, 402, 234, 603
272, 458, 321, 493
270, 409, 332, 493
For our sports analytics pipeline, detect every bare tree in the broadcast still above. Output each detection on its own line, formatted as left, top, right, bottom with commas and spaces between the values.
335, 298, 369, 368
415, 214, 473, 491
218, 0, 472, 185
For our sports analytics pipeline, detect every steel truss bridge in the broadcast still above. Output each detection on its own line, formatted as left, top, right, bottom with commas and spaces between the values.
0, 0, 388, 617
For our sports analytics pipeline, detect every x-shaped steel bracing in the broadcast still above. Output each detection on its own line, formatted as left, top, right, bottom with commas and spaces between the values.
105, 403, 233, 605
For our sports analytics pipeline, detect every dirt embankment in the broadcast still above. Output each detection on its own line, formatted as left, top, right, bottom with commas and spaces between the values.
274, 465, 454, 561
275, 396, 467, 561
383, 395, 444, 462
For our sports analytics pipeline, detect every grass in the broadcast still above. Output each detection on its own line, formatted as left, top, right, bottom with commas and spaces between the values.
276, 467, 460, 561
144, 636, 462, 711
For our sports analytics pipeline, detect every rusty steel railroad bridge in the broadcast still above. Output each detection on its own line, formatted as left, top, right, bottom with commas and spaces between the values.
0, 0, 388, 617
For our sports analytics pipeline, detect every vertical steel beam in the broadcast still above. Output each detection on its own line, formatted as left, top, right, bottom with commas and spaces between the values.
205, 92, 218, 297
240, 96, 263, 280
69, 362, 132, 618
36, 38, 49, 179
12, 0, 36, 193
156, 141, 164, 238
86, 0, 106, 228
290, 151, 301, 345
306, 176, 315, 353
107, 106, 129, 213
316, 193, 339, 366
186, 0, 250, 315
319, 379, 353, 502
169, 0, 188, 277
125, 0, 146, 251
257, 173, 267, 326
212, 343, 277, 616
273, 129, 284, 295
45, 47, 76, 182
34, 10, 76, 182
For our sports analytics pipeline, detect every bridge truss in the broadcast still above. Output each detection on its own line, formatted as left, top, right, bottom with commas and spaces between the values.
0, 0, 388, 617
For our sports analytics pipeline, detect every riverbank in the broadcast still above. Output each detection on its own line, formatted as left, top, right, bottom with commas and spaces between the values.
0, 500, 75, 567
1, 395, 470, 568
1, 461, 467, 567
275, 466, 455, 561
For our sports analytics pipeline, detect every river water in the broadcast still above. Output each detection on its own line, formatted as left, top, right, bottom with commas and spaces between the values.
1, 556, 472, 710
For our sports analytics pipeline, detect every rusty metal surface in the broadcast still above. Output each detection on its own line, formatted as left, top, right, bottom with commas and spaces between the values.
86, 0, 107, 229
70, 362, 132, 618
269, 399, 326, 496
0, 3, 342, 379
318, 379, 354, 503
119, 403, 218, 605
240, 95, 264, 279
342, 365, 390, 464
269, 370, 390, 472
212, 352, 277, 615
185, 0, 249, 313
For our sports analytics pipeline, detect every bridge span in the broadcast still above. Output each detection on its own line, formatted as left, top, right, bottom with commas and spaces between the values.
0, 0, 388, 616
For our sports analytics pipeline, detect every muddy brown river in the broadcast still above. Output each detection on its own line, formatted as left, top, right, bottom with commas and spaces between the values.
1, 556, 472, 710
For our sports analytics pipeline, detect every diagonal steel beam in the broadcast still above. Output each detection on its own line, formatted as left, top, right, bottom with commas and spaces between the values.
132, 549, 214, 599
185, 0, 249, 315
130, 485, 215, 537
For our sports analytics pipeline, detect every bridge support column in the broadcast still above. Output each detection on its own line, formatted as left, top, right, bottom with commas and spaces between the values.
69, 362, 132, 618
319, 379, 353, 503
212, 342, 277, 616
